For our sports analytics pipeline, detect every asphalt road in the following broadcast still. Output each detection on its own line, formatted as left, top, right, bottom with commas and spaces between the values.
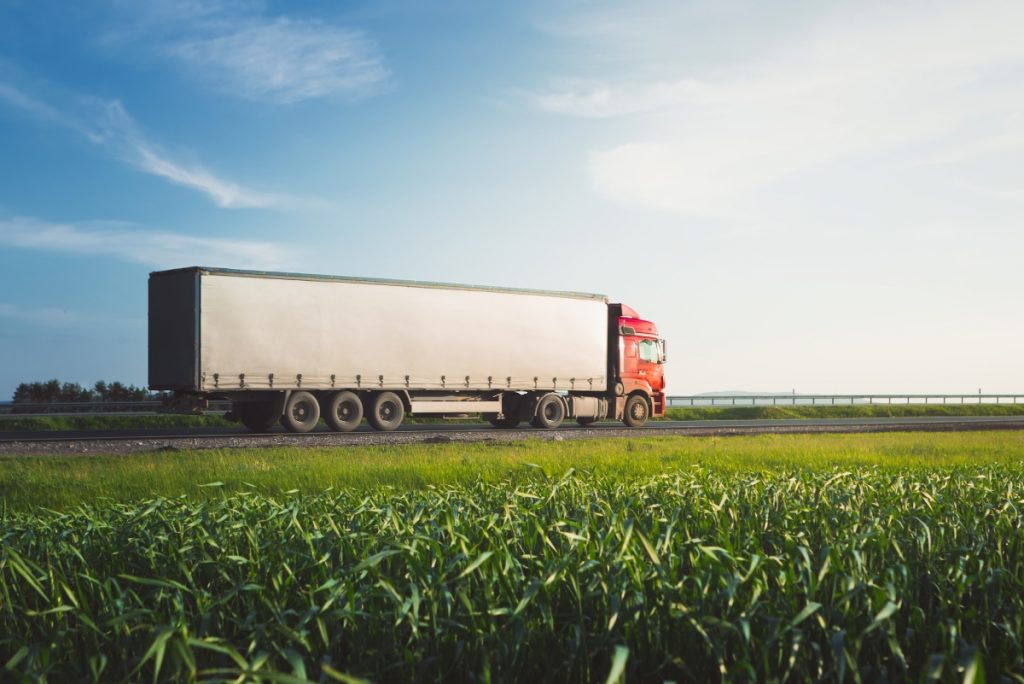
1, 415, 1022, 456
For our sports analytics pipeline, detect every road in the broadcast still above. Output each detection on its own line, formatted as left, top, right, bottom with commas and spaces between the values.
1, 415, 1022, 456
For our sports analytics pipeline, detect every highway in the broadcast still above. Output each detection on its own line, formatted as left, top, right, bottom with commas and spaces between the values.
1, 415, 1022, 456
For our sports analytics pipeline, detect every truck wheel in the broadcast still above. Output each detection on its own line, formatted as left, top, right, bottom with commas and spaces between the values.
281, 391, 320, 433
239, 401, 278, 433
368, 391, 405, 431
325, 391, 363, 432
576, 417, 599, 427
623, 394, 650, 428
530, 393, 565, 429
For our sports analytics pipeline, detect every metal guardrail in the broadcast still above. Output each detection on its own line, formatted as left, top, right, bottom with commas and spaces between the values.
666, 394, 1024, 407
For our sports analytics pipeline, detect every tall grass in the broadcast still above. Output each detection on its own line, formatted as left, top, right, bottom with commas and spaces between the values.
3, 464, 1023, 681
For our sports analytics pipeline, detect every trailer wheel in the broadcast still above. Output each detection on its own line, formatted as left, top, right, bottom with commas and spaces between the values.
325, 391, 363, 432
530, 393, 565, 429
239, 400, 278, 433
281, 391, 320, 433
623, 394, 649, 428
368, 391, 405, 431
576, 417, 599, 427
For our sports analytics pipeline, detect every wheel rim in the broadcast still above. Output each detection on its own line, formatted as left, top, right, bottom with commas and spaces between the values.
338, 402, 353, 421
293, 401, 310, 421
544, 403, 559, 420
630, 401, 647, 421
379, 401, 396, 421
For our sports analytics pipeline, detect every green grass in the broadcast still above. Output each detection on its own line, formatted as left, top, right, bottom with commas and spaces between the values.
2, 432, 1023, 512
3, 401, 1022, 432
0, 413, 236, 432
2, 432, 1024, 682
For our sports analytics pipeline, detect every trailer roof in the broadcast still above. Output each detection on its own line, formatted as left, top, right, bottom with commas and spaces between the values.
150, 266, 608, 302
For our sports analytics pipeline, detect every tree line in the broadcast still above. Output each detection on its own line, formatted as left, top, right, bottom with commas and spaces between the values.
11, 380, 165, 404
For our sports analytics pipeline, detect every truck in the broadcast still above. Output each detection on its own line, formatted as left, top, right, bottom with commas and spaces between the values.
149, 267, 667, 433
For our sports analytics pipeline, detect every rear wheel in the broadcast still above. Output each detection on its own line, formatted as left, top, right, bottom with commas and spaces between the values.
623, 394, 650, 428
530, 393, 565, 429
238, 400, 277, 433
281, 391, 320, 433
325, 391, 363, 432
368, 392, 405, 431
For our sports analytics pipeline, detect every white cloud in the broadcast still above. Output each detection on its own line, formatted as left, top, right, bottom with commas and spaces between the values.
170, 17, 388, 104
537, 0, 1024, 217
107, 2, 389, 104
536, 79, 713, 118
0, 216, 299, 270
0, 80, 287, 208
0, 302, 142, 330
92, 100, 287, 208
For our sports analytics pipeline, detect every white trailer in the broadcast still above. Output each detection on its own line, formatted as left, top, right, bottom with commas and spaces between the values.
149, 267, 666, 432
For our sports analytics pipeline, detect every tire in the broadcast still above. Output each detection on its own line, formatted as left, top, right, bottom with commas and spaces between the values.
368, 391, 405, 431
239, 400, 278, 433
325, 391, 363, 432
623, 394, 650, 428
576, 417, 599, 427
530, 393, 565, 429
281, 391, 320, 433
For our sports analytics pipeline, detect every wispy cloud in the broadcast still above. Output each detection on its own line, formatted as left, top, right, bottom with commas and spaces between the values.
0, 216, 300, 270
106, 1, 389, 104
0, 77, 288, 208
535, 0, 1024, 218
0, 302, 143, 331
536, 78, 714, 118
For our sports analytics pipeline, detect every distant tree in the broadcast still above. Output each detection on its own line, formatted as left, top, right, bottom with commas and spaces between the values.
12, 379, 157, 404
96, 381, 148, 402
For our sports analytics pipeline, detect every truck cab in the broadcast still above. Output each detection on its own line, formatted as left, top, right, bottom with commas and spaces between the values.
612, 304, 667, 426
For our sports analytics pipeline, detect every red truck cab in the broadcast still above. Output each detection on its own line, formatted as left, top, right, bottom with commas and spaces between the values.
611, 304, 667, 425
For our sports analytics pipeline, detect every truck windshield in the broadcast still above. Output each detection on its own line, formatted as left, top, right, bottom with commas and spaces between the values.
638, 339, 659, 363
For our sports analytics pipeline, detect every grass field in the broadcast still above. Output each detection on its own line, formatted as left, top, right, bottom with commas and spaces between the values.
2, 432, 1023, 681
2, 402, 1022, 432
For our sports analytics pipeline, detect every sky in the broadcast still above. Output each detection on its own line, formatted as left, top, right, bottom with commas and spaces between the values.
0, 0, 1021, 399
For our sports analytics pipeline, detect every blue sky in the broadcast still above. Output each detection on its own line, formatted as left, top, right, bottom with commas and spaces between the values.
1, 0, 1021, 399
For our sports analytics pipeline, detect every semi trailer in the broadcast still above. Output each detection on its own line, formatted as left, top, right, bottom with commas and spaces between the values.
149, 267, 666, 433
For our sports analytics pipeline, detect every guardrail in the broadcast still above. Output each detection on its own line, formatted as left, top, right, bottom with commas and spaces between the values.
666, 394, 1024, 407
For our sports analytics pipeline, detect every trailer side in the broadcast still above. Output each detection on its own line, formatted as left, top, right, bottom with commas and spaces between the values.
195, 271, 608, 393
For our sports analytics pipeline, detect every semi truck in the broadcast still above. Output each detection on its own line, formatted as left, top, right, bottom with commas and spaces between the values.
149, 267, 666, 433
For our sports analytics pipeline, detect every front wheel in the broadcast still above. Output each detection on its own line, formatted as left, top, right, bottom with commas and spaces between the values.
281, 391, 321, 433
623, 394, 650, 428
368, 392, 405, 431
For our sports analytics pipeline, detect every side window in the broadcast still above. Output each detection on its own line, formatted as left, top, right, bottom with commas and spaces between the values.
639, 339, 658, 362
